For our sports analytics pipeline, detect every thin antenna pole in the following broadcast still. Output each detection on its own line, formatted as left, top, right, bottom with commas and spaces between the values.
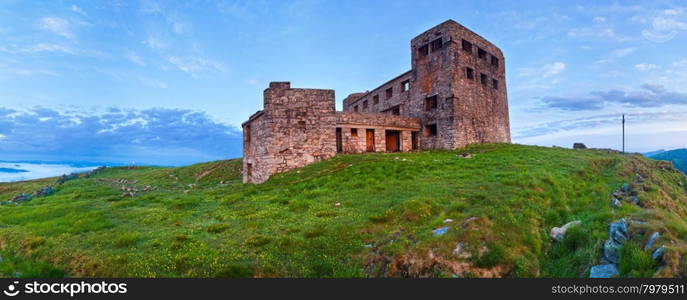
622, 114, 625, 153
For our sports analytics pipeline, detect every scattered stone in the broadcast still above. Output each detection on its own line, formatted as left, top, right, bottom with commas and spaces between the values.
461, 216, 479, 229
32, 186, 54, 197
432, 227, 449, 236
573, 143, 587, 149
83, 166, 106, 178
457, 153, 472, 159
644, 232, 660, 251
550, 220, 581, 242
453, 242, 464, 256
628, 196, 640, 205
652, 246, 665, 262
56, 173, 79, 184
611, 197, 621, 208
443, 218, 454, 224
621, 183, 631, 193
589, 264, 619, 278
609, 219, 629, 244
10, 193, 32, 203
363, 244, 373, 248
334, 202, 341, 207
603, 239, 621, 264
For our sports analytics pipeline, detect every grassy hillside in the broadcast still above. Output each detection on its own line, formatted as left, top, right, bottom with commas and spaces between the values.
650, 149, 687, 174
0, 144, 686, 278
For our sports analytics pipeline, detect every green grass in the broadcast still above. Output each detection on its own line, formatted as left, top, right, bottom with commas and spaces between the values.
0, 144, 685, 278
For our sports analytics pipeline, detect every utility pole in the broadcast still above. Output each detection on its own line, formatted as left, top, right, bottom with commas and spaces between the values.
622, 114, 625, 153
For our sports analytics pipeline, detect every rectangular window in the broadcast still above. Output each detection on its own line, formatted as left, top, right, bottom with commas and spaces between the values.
401, 80, 409, 92
491, 56, 499, 67
424, 95, 438, 111
425, 124, 437, 137
418, 44, 429, 57
354, 105, 358, 112
466, 67, 474, 80
462, 39, 472, 53
430, 38, 443, 52
492, 79, 499, 90
373, 95, 379, 105
391, 106, 400, 115
351, 128, 358, 137
480, 73, 488, 86
363, 100, 368, 110
385, 87, 393, 99
478, 48, 487, 59
245, 125, 251, 144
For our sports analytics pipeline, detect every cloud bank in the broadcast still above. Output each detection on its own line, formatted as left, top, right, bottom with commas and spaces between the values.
540, 84, 687, 111
0, 107, 243, 166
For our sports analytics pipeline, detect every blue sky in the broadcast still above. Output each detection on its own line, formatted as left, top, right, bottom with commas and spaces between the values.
1, 0, 687, 165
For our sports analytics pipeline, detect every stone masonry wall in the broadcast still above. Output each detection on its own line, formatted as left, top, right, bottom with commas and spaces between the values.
242, 82, 337, 183
341, 19, 510, 150
336, 112, 420, 154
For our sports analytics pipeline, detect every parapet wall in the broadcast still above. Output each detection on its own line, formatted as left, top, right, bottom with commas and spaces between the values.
336, 112, 420, 129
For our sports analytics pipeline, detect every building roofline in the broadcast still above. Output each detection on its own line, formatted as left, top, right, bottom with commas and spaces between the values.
411, 19, 503, 56
344, 69, 412, 106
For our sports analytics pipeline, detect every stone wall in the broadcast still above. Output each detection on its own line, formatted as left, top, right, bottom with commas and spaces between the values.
341, 19, 510, 150
335, 112, 420, 154
242, 82, 337, 183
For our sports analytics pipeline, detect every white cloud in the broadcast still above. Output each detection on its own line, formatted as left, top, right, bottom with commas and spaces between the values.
167, 56, 228, 77
518, 62, 566, 79
568, 25, 634, 42
612, 47, 636, 57
140, 0, 162, 14
138, 76, 167, 89
593, 16, 607, 23
38, 17, 75, 40
71, 5, 86, 16
635, 63, 657, 71
125, 52, 146, 66
144, 36, 166, 50
542, 62, 566, 78
664, 8, 684, 15
0, 43, 75, 54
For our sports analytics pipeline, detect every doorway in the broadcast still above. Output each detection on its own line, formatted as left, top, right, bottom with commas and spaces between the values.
411, 131, 418, 150
366, 129, 375, 152
385, 130, 400, 152
336, 128, 342, 153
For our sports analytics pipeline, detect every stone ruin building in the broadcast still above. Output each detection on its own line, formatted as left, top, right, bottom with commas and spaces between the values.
242, 20, 510, 183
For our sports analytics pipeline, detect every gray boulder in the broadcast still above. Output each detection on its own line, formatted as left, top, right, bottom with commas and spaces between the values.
652, 246, 665, 262
590, 264, 619, 278
609, 219, 629, 244
628, 196, 640, 205
56, 173, 79, 184
611, 197, 621, 208
10, 193, 32, 203
621, 183, 631, 193
32, 186, 54, 197
550, 220, 581, 241
603, 239, 621, 264
644, 232, 660, 251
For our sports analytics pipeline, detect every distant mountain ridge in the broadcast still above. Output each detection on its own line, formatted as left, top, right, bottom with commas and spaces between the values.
648, 148, 687, 173
643, 149, 666, 157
